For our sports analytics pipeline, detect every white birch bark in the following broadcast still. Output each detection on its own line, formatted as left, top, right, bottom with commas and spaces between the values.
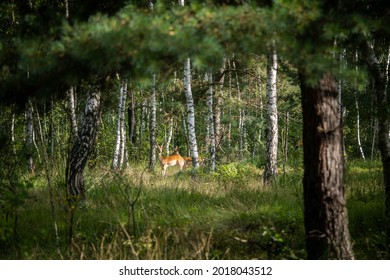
166, 117, 174, 155
354, 51, 365, 160
232, 57, 245, 160
184, 58, 199, 168
206, 71, 216, 171
66, 87, 78, 142
179, 0, 199, 167
26, 100, 35, 174
112, 79, 128, 170
149, 74, 157, 170
264, 45, 278, 183
11, 110, 16, 155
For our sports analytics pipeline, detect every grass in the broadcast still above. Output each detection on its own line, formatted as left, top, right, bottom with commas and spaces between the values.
0, 159, 386, 259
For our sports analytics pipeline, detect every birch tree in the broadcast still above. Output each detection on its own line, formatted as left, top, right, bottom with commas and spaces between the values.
363, 41, 390, 249
206, 71, 216, 171
264, 45, 278, 183
180, 0, 199, 169
149, 74, 157, 171
353, 51, 365, 160
26, 100, 35, 174
66, 87, 101, 203
183, 58, 200, 169
112, 78, 128, 170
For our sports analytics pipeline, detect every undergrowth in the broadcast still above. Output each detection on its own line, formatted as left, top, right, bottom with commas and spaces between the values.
0, 160, 385, 259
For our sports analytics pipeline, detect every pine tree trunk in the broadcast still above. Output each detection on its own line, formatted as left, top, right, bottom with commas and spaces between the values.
363, 41, 390, 251
264, 46, 278, 183
300, 71, 354, 259
184, 58, 199, 168
66, 88, 101, 203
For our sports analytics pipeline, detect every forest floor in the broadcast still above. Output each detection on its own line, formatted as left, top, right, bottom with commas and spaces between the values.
0, 159, 386, 259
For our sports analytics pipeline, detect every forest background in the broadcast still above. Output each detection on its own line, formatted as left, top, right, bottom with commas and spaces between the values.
0, 0, 389, 260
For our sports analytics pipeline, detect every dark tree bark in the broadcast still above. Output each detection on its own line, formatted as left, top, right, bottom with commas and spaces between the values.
66, 88, 101, 203
300, 72, 354, 259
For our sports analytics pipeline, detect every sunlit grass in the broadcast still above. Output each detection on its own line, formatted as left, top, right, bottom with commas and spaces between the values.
0, 159, 386, 259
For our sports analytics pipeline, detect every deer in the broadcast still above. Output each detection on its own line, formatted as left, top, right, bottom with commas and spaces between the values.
171, 147, 205, 167
157, 145, 185, 176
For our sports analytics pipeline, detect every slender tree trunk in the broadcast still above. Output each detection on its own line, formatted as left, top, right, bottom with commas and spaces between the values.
363, 41, 390, 252
149, 74, 157, 171
214, 58, 226, 150
11, 108, 16, 155
166, 117, 174, 155
128, 85, 137, 145
66, 88, 101, 203
207, 71, 216, 171
184, 58, 199, 169
112, 79, 128, 170
66, 87, 78, 143
300, 71, 354, 260
283, 112, 289, 174
26, 100, 35, 174
232, 58, 245, 160
264, 46, 278, 183
354, 51, 365, 160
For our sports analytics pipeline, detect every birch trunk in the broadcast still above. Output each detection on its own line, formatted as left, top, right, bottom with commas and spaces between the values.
149, 74, 157, 171
206, 72, 216, 171
26, 100, 35, 174
66, 88, 101, 203
66, 87, 78, 142
354, 52, 365, 160
112, 79, 128, 170
264, 46, 278, 183
214, 58, 226, 150
363, 41, 390, 250
184, 58, 199, 168
128, 85, 137, 145
232, 58, 245, 160
166, 117, 174, 155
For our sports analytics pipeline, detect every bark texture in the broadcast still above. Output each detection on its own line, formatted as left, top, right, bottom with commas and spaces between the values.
300, 72, 354, 259
264, 46, 278, 183
184, 58, 199, 168
66, 89, 101, 203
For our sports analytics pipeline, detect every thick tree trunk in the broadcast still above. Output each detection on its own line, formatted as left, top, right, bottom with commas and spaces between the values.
66, 88, 101, 203
264, 46, 278, 183
363, 41, 390, 251
300, 71, 354, 260
184, 58, 199, 168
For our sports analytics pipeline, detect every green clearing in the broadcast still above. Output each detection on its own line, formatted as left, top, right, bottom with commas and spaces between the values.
0, 160, 385, 259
